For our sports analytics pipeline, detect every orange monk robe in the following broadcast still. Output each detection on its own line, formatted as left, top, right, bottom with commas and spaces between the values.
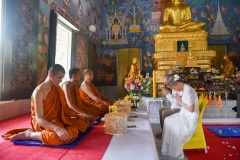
57, 86, 90, 132
79, 83, 113, 114
61, 84, 100, 121
3, 86, 87, 146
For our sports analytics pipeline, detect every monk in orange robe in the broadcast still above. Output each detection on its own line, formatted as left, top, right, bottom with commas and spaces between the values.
221, 54, 234, 78
79, 69, 113, 114
2, 64, 89, 145
61, 68, 101, 121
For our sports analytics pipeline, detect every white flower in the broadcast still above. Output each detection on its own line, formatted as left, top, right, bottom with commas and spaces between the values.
212, 68, 219, 74
173, 74, 180, 81
130, 85, 135, 90
133, 96, 139, 100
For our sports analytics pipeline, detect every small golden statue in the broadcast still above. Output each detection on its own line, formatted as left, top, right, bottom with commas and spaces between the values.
159, 0, 205, 33
180, 43, 186, 52
128, 57, 139, 77
221, 54, 234, 78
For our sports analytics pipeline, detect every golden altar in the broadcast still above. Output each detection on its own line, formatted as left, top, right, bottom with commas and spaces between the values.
153, 30, 216, 94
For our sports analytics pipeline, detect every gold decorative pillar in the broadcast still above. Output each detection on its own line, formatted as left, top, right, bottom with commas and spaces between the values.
153, 70, 156, 99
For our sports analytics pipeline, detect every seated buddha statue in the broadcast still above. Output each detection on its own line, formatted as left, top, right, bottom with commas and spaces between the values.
128, 57, 139, 78
180, 43, 186, 52
159, 0, 205, 33
221, 54, 234, 78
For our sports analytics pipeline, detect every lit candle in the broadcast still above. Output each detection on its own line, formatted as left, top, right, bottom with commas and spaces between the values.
153, 70, 156, 99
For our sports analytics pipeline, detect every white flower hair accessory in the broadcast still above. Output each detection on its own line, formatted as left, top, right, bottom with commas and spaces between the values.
173, 74, 180, 81
166, 73, 180, 88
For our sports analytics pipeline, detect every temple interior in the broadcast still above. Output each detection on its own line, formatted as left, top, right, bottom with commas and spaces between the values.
0, 0, 240, 160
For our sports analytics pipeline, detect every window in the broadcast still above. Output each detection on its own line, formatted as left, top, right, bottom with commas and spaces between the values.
55, 21, 72, 82
55, 15, 78, 82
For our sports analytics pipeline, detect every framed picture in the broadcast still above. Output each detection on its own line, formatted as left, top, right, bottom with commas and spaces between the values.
177, 40, 188, 52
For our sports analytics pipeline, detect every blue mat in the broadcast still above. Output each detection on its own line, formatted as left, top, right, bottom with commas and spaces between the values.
89, 117, 102, 127
12, 126, 94, 148
207, 126, 240, 138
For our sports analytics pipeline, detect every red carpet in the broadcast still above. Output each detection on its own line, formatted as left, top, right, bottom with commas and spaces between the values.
0, 114, 113, 160
185, 126, 240, 160
1, 114, 240, 160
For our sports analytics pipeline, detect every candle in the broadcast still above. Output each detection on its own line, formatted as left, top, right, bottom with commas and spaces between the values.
225, 91, 228, 105
153, 70, 156, 99
146, 73, 149, 78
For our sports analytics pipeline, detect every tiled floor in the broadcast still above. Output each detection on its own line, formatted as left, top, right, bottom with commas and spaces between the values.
150, 123, 188, 160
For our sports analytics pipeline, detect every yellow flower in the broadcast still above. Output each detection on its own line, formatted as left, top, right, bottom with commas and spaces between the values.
109, 105, 118, 112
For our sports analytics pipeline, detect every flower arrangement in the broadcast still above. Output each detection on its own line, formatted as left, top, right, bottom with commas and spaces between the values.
124, 73, 153, 96
189, 68, 199, 75
124, 74, 143, 92
172, 64, 183, 73
140, 77, 153, 95
223, 78, 240, 93
188, 68, 199, 79
223, 70, 240, 93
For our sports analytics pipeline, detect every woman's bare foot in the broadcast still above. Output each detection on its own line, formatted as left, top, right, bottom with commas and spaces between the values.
10, 129, 33, 142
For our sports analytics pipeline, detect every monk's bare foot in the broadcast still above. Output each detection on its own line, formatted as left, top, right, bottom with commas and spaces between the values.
10, 129, 32, 142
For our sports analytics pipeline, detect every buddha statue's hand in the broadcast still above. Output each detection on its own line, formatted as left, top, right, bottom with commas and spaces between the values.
53, 126, 70, 142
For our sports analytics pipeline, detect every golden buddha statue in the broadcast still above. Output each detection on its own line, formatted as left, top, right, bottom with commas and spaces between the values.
221, 54, 234, 78
128, 57, 139, 78
159, 0, 205, 33
180, 43, 186, 52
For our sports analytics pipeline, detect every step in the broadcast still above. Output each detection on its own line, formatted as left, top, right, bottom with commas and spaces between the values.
203, 118, 240, 125
203, 111, 237, 118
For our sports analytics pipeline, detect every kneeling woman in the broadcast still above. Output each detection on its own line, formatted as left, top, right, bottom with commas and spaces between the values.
161, 73, 199, 158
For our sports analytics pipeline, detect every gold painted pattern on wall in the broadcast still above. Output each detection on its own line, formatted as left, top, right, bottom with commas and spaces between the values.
12, 0, 35, 90
76, 35, 87, 83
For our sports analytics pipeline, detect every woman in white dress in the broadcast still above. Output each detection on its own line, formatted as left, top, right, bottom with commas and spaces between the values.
161, 73, 199, 158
